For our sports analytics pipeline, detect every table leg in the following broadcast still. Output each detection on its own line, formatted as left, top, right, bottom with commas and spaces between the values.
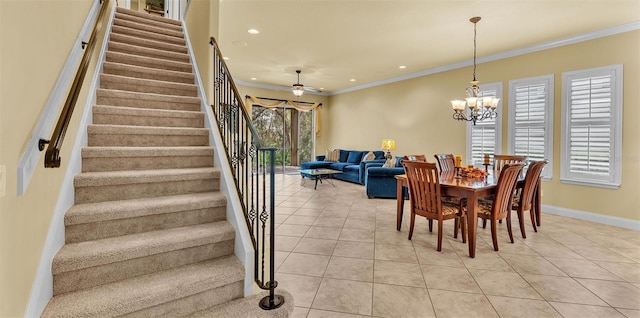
466, 192, 479, 258
314, 177, 319, 190
396, 179, 404, 231
535, 178, 541, 226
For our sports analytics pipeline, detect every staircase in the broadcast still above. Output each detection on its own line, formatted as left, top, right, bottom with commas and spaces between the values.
41, 7, 248, 317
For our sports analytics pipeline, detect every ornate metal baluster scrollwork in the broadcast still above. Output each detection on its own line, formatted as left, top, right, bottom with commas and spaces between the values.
209, 37, 284, 310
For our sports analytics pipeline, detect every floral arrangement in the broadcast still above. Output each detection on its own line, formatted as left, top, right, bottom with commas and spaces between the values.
460, 166, 488, 178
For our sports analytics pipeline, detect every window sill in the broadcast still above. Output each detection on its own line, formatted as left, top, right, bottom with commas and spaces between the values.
560, 178, 620, 190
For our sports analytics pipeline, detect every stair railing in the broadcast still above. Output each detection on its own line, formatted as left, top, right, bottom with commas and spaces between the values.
38, 0, 111, 168
209, 37, 284, 310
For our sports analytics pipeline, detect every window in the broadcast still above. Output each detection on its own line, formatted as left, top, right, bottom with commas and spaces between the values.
508, 75, 554, 179
467, 82, 502, 165
561, 65, 623, 188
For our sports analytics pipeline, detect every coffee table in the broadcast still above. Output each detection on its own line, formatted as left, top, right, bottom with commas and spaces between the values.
299, 169, 342, 189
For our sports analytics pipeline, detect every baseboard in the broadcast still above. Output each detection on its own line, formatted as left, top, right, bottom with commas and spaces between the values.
542, 204, 640, 231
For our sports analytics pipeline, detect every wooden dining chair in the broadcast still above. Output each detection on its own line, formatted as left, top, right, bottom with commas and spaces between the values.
493, 154, 526, 172
434, 154, 455, 172
512, 160, 548, 238
403, 161, 466, 251
473, 163, 524, 251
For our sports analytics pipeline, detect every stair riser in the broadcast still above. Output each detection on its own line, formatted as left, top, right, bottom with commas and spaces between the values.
75, 178, 219, 204
96, 90, 201, 112
108, 41, 190, 63
116, 7, 182, 27
106, 51, 192, 73
114, 12, 183, 33
100, 75, 197, 97
88, 133, 209, 147
82, 153, 212, 172
123, 282, 244, 318
110, 33, 187, 54
111, 25, 185, 46
93, 112, 204, 128
54, 240, 234, 295
66, 206, 226, 243
103, 62, 194, 84
113, 18, 184, 40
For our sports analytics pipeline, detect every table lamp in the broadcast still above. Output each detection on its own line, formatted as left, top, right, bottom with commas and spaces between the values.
381, 139, 396, 159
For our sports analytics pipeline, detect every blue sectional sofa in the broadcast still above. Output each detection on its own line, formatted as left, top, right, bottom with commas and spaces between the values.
300, 149, 386, 184
364, 156, 408, 199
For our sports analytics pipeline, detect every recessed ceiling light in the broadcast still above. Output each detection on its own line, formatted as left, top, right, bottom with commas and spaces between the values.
350, 79, 356, 82
247, 28, 260, 35
319, 88, 325, 90
399, 65, 407, 69
223, 57, 230, 60
250, 77, 257, 81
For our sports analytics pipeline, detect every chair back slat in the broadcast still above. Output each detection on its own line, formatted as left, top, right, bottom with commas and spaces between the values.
434, 154, 455, 172
493, 163, 524, 220
493, 155, 526, 172
519, 160, 548, 210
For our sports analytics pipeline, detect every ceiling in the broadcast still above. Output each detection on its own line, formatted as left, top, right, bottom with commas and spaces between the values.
217, 0, 640, 95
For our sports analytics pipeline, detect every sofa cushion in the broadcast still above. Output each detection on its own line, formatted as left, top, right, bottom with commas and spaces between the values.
373, 151, 386, 159
329, 162, 351, 171
338, 150, 351, 162
347, 151, 364, 163
343, 164, 360, 173
367, 166, 405, 177
300, 161, 333, 170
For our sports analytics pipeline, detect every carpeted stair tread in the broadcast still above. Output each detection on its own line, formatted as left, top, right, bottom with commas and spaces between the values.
111, 24, 186, 46
100, 73, 197, 97
52, 222, 235, 274
93, 105, 203, 127
107, 41, 190, 63
116, 6, 182, 26
74, 167, 219, 187
102, 61, 194, 84
106, 51, 192, 72
88, 124, 208, 136
82, 145, 213, 159
114, 11, 183, 32
96, 88, 201, 111
113, 17, 184, 40
109, 32, 188, 54
42, 256, 244, 318
65, 192, 225, 226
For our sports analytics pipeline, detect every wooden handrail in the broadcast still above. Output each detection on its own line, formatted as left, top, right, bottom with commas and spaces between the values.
39, 0, 111, 168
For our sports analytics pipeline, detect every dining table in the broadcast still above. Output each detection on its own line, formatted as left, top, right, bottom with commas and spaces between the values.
394, 170, 541, 258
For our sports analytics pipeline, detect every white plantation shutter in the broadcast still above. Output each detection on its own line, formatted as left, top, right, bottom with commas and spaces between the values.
508, 75, 554, 179
561, 65, 622, 188
467, 82, 502, 165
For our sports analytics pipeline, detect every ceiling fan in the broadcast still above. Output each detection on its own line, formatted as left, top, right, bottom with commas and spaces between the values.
291, 70, 322, 96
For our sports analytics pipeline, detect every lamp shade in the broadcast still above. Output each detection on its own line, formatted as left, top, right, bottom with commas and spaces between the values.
381, 139, 396, 151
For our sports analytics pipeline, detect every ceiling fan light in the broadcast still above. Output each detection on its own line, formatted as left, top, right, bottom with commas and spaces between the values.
292, 84, 304, 97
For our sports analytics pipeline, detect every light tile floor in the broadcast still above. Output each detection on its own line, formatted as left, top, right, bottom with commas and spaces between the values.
265, 174, 640, 318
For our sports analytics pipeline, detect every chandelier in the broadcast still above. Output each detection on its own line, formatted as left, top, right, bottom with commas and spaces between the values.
450, 17, 499, 125
292, 70, 304, 97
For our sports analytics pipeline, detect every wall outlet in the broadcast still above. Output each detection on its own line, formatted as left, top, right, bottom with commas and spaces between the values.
0, 165, 5, 197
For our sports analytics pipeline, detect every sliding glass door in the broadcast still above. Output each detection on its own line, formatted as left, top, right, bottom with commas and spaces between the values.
251, 105, 314, 173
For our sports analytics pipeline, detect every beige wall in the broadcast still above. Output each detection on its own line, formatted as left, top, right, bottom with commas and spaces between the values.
184, 0, 216, 103
327, 31, 640, 221
0, 0, 111, 316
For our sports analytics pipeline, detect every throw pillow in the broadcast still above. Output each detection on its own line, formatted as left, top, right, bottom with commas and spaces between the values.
325, 149, 340, 162
361, 151, 375, 162
382, 158, 396, 168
